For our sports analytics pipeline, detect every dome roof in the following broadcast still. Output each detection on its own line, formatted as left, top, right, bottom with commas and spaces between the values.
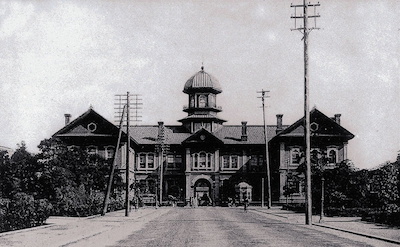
183, 67, 222, 94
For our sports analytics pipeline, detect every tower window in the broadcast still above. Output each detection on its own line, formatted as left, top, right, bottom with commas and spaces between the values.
198, 95, 207, 108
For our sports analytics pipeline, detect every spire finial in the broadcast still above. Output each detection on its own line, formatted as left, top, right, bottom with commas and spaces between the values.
201, 62, 204, 71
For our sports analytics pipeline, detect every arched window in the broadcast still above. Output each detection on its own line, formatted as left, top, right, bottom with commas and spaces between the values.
328, 149, 337, 164
87, 146, 97, 155
190, 95, 195, 107
209, 94, 216, 107
198, 95, 207, 108
192, 152, 213, 171
199, 152, 206, 167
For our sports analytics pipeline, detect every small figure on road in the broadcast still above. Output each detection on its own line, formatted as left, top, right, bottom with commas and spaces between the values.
243, 196, 249, 212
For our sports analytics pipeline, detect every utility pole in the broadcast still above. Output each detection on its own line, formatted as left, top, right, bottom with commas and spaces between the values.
291, 0, 320, 225
156, 122, 167, 206
257, 89, 271, 209
125, 91, 130, 217
114, 92, 141, 216
101, 104, 126, 216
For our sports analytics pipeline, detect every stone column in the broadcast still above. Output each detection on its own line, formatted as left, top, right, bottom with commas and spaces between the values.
214, 149, 220, 172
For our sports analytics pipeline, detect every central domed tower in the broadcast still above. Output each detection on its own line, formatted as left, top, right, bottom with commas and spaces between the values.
179, 67, 226, 133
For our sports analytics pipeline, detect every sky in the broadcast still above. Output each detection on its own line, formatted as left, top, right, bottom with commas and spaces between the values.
0, 0, 399, 169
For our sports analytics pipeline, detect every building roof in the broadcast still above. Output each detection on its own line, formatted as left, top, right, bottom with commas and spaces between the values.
271, 108, 354, 141
53, 108, 123, 140
183, 67, 222, 94
213, 125, 278, 144
129, 124, 279, 145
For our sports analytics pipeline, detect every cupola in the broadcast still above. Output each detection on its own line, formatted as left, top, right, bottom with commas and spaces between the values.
179, 67, 226, 133
183, 66, 222, 94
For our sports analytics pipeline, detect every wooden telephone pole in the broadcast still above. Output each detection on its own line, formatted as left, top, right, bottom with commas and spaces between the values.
257, 89, 271, 209
291, 0, 320, 225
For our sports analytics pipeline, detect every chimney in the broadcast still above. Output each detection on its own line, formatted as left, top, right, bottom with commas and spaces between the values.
64, 114, 71, 126
334, 114, 341, 125
241, 121, 247, 141
276, 114, 283, 133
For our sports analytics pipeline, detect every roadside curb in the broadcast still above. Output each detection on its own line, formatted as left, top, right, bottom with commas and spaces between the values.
312, 223, 400, 245
252, 208, 400, 245
251, 208, 290, 219
0, 223, 55, 237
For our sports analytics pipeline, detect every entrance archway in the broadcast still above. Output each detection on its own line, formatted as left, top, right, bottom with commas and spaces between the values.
194, 179, 212, 206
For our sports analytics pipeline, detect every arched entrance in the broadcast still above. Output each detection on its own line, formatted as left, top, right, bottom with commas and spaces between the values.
194, 179, 212, 206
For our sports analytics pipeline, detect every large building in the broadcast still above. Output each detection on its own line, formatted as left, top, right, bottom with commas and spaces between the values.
53, 67, 354, 205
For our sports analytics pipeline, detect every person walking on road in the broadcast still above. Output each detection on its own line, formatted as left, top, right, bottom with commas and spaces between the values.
243, 196, 249, 212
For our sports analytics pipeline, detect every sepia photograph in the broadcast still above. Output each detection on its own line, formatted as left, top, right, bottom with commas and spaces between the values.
0, 0, 399, 246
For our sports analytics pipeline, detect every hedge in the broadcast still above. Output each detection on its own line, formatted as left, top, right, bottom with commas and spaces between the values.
0, 193, 52, 233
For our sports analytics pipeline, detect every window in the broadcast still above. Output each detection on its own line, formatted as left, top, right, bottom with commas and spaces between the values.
198, 95, 207, 108
105, 146, 115, 160
148, 154, 154, 168
209, 94, 216, 107
139, 154, 146, 169
87, 146, 97, 155
311, 149, 319, 162
231, 155, 238, 169
190, 96, 195, 107
327, 148, 337, 164
223, 156, 229, 169
167, 154, 182, 170
192, 152, 213, 171
248, 154, 263, 172
138, 153, 156, 170
291, 148, 301, 164
199, 153, 206, 167
207, 153, 212, 168
221, 154, 240, 170
87, 122, 97, 132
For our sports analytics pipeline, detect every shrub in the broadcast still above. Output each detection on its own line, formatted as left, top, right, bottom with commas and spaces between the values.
0, 193, 52, 233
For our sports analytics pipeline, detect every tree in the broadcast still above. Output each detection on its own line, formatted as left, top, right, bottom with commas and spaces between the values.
0, 142, 39, 198
36, 138, 123, 216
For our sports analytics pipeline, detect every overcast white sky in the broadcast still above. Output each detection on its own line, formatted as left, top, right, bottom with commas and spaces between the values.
0, 0, 399, 169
